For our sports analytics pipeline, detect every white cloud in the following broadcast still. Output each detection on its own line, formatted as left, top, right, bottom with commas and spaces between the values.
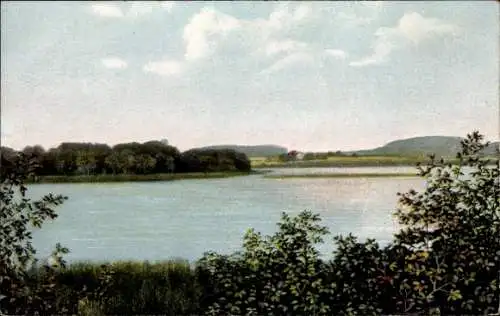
143, 59, 183, 75
324, 49, 348, 59
91, 3, 124, 18
265, 2, 312, 32
144, 3, 350, 76
90, 1, 174, 19
338, 1, 386, 26
265, 39, 308, 56
291, 3, 312, 22
142, 6, 242, 76
261, 47, 348, 74
261, 51, 314, 75
397, 12, 459, 44
350, 12, 458, 67
101, 57, 128, 69
183, 8, 241, 61
349, 36, 395, 67
180, 3, 318, 64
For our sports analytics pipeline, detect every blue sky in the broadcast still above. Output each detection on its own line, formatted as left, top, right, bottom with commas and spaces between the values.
1, 1, 498, 151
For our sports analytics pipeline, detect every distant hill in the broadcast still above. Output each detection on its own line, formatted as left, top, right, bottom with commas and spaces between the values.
194, 145, 288, 157
353, 136, 499, 157
483, 141, 500, 155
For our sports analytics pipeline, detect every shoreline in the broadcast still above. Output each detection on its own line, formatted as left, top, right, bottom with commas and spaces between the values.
251, 158, 429, 169
252, 157, 499, 169
263, 172, 419, 179
253, 162, 420, 169
27, 171, 256, 184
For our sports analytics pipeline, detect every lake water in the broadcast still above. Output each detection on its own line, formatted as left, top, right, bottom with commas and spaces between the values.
266, 166, 418, 175
29, 167, 424, 263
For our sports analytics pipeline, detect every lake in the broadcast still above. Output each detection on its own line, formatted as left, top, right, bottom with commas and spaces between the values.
29, 167, 425, 263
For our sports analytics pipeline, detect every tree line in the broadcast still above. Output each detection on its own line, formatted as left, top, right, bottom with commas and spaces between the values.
275, 150, 348, 162
0, 140, 251, 176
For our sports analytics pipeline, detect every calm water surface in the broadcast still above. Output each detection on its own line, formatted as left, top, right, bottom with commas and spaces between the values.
29, 167, 424, 263
267, 166, 418, 175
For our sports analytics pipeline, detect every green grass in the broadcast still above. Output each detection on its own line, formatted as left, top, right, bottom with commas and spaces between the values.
264, 172, 419, 179
28, 171, 253, 184
252, 155, 460, 169
249, 156, 269, 163
30, 260, 201, 315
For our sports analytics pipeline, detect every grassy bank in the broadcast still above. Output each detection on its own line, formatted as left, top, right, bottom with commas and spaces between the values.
27, 171, 253, 184
264, 172, 418, 179
254, 156, 498, 169
251, 155, 436, 168
29, 260, 201, 315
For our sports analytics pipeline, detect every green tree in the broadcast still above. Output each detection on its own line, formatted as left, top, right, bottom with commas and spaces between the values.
391, 131, 500, 315
104, 151, 122, 175
21, 145, 46, 169
124, 150, 136, 174
198, 211, 331, 315
76, 151, 97, 175
165, 155, 175, 173
0, 153, 69, 314
134, 154, 157, 174
105, 150, 135, 174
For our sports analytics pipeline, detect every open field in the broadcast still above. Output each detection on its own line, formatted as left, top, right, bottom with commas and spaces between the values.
251, 155, 436, 168
253, 154, 498, 169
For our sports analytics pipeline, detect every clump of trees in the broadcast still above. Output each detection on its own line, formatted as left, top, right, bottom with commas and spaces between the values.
276, 151, 346, 162
303, 152, 330, 160
0, 140, 251, 177
1, 132, 498, 315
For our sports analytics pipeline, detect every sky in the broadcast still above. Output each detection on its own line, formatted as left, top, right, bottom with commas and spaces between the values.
1, 1, 499, 152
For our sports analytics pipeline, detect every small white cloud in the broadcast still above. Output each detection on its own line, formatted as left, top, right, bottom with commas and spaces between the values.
324, 49, 348, 59
265, 40, 308, 56
90, 1, 174, 19
349, 12, 458, 67
101, 57, 128, 69
183, 7, 241, 61
143, 59, 183, 75
397, 12, 459, 44
349, 39, 394, 67
261, 51, 314, 75
267, 4, 290, 30
267, 2, 312, 31
91, 3, 124, 18
292, 3, 312, 22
